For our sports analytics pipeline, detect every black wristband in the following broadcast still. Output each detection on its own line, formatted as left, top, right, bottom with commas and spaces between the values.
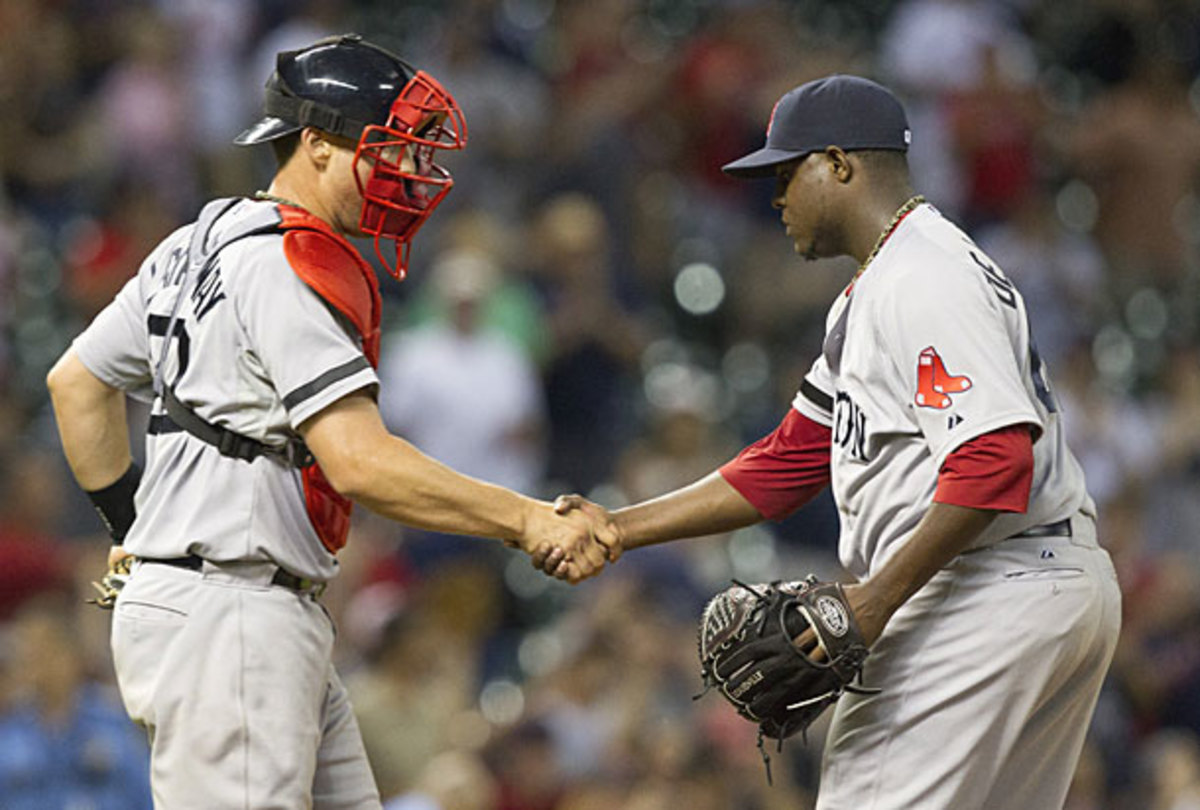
85, 462, 142, 545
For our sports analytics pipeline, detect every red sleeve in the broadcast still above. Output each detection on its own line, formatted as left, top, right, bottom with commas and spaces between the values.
934, 424, 1034, 512
719, 409, 832, 521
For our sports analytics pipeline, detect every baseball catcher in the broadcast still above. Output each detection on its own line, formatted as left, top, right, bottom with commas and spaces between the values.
697, 576, 875, 776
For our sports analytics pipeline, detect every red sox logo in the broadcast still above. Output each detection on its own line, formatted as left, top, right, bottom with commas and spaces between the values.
915, 346, 972, 409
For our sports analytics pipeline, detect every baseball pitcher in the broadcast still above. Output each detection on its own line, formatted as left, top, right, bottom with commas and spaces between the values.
547, 75, 1121, 810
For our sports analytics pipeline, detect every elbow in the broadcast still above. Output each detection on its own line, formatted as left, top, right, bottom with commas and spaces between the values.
314, 449, 375, 504
46, 350, 83, 409
299, 397, 396, 507
46, 354, 69, 399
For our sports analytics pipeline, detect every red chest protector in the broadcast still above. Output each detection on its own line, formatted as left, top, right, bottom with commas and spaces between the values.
278, 206, 382, 552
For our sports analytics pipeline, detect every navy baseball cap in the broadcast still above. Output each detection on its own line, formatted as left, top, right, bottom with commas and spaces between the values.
722, 75, 912, 178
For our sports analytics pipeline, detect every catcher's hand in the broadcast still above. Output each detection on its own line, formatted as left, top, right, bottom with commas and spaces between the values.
88, 553, 133, 610
698, 576, 876, 742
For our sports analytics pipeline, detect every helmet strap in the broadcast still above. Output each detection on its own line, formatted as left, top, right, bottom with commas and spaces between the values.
263, 88, 368, 141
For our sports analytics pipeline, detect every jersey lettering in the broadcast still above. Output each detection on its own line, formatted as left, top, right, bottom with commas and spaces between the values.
150, 246, 188, 288
970, 250, 1017, 310
833, 391, 868, 462
915, 346, 972, 409
191, 259, 226, 322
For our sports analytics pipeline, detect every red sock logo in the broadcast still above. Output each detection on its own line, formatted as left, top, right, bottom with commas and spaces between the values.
915, 347, 972, 409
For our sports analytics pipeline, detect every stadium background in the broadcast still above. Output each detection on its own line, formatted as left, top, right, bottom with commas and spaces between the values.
2, 0, 1200, 807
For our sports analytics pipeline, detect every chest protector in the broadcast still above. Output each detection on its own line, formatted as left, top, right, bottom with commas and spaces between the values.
277, 206, 381, 552
157, 198, 381, 554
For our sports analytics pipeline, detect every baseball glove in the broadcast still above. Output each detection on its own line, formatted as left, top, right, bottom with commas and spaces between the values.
88, 555, 133, 610
697, 576, 875, 744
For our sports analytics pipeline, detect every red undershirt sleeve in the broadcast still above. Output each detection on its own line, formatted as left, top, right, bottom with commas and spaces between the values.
719, 409, 832, 521
934, 423, 1034, 512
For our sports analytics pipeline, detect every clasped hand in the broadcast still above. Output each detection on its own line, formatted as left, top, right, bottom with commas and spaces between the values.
510, 495, 623, 584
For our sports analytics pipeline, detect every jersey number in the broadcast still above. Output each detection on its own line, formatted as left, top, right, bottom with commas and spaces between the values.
970, 248, 1058, 414
1028, 335, 1057, 413
148, 314, 191, 385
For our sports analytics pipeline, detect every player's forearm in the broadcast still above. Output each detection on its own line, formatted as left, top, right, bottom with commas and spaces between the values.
343, 434, 537, 541
303, 393, 538, 541
46, 349, 133, 490
616, 471, 763, 550
856, 502, 997, 631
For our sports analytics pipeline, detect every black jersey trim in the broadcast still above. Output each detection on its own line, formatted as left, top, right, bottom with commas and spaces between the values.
283, 356, 371, 410
800, 379, 833, 414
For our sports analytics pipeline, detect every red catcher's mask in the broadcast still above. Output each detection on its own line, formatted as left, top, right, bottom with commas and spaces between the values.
353, 71, 467, 280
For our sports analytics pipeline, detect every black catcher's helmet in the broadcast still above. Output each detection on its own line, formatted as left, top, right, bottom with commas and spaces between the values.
235, 34, 414, 146
235, 34, 467, 280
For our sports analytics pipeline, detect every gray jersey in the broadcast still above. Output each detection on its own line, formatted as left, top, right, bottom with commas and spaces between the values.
790, 203, 1094, 579
74, 199, 378, 581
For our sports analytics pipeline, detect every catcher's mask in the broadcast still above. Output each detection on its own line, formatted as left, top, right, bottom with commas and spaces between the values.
235, 34, 467, 280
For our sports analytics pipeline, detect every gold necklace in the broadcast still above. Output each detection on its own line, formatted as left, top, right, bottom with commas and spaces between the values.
853, 194, 925, 281
254, 190, 309, 211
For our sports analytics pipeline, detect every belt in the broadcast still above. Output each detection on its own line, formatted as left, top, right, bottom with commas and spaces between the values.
1009, 517, 1072, 539
141, 555, 326, 597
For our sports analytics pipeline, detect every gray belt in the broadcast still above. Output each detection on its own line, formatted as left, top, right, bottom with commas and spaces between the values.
962, 517, 1074, 556
1009, 517, 1071, 539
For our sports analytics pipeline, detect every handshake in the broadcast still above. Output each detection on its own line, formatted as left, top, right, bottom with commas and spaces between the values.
510, 494, 622, 584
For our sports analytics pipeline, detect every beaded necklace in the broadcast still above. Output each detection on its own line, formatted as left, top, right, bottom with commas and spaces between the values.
254, 190, 309, 211
847, 194, 925, 293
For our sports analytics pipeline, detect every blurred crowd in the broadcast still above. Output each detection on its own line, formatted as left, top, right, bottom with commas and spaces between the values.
3, 0, 1200, 807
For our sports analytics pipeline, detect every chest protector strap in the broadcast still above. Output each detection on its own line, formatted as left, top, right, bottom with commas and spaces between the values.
157, 198, 382, 554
